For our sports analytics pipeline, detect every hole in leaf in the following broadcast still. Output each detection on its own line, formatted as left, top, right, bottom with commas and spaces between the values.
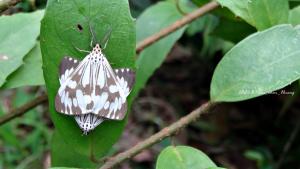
77, 24, 83, 31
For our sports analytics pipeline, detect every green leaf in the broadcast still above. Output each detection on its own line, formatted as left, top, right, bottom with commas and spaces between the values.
200, 15, 234, 57
216, 0, 254, 26
289, 5, 300, 26
51, 131, 97, 168
290, 1, 300, 9
244, 148, 274, 169
0, 10, 44, 87
177, 0, 198, 13
2, 43, 44, 89
132, 1, 187, 97
186, 16, 207, 36
212, 17, 256, 43
156, 146, 218, 169
210, 24, 300, 102
216, 0, 289, 30
40, 0, 135, 165
191, 0, 236, 21
247, 0, 289, 30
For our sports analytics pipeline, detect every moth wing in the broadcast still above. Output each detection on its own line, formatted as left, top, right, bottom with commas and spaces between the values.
58, 56, 80, 85
114, 68, 135, 97
55, 56, 82, 115
55, 56, 88, 115
94, 60, 128, 120
55, 53, 127, 120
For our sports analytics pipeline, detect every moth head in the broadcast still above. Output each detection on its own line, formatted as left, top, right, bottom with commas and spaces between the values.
92, 44, 102, 54
89, 44, 110, 64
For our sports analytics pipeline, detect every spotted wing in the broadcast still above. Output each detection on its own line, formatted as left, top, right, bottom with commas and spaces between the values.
114, 68, 135, 97
58, 56, 80, 85
55, 56, 81, 113
55, 53, 127, 120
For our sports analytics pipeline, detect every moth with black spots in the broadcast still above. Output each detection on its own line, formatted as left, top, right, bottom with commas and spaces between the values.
55, 44, 135, 135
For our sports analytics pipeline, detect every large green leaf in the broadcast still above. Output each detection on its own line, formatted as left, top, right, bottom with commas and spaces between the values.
51, 131, 97, 168
2, 43, 44, 89
0, 10, 44, 87
156, 146, 218, 169
210, 24, 300, 102
132, 1, 187, 97
216, 0, 289, 30
289, 5, 300, 26
216, 0, 254, 26
247, 0, 289, 30
40, 0, 135, 165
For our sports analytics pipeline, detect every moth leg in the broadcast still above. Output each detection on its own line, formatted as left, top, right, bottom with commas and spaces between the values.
75, 47, 90, 53
71, 43, 90, 53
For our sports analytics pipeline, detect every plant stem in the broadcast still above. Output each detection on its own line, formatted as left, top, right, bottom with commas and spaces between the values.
136, 1, 219, 53
99, 102, 218, 169
0, 94, 48, 125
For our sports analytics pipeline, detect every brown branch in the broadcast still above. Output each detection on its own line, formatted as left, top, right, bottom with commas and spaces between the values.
99, 102, 218, 169
136, 1, 219, 53
0, 0, 22, 12
0, 94, 48, 125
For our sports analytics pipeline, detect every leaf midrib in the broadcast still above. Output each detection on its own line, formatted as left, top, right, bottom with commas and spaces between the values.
173, 147, 186, 169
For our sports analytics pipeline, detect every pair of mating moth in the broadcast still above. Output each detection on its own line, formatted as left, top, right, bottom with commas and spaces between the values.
55, 44, 135, 134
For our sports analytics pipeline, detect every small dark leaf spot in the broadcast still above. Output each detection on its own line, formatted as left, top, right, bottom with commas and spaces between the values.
77, 24, 83, 31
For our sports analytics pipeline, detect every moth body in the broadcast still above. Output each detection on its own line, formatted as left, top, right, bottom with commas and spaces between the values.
55, 44, 135, 134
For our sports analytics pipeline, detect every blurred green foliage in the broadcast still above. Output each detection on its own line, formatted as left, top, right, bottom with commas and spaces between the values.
0, 89, 51, 169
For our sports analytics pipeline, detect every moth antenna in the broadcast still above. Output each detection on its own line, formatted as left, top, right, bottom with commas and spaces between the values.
100, 27, 112, 50
89, 23, 99, 47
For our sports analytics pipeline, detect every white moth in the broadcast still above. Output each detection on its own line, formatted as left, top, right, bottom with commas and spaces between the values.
55, 44, 135, 134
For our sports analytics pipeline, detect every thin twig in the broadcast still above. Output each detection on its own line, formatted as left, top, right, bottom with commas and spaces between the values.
0, 94, 48, 125
136, 1, 219, 53
99, 102, 218, 169
0, 0, 22, 12
275, 119, 300, 169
